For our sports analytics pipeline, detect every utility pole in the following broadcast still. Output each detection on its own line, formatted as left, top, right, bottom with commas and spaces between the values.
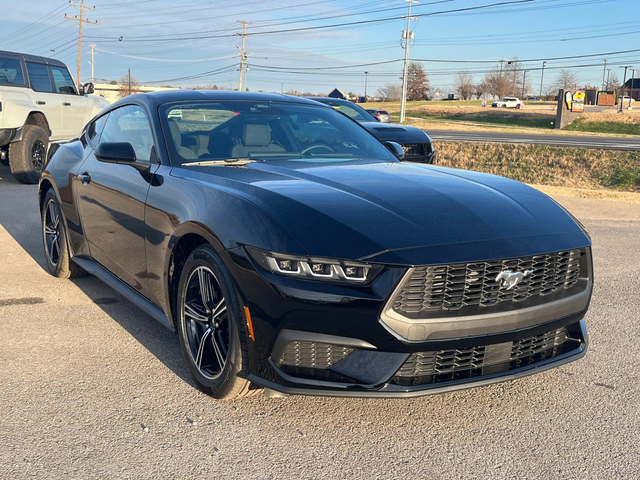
65, 1, 96, 88
364, 71, 369, 99
601, 59, 607, 91
606, 69, 611, 90
619, 66, 629, 113
539, 61, 546, 98
281, 83, 284, 94
399, 0, 418, 123
521, 70, 527, 99
128, 68, 131, 96
89, 42, 96, 83
628, 68, 635, 109
236, 20, 251, 92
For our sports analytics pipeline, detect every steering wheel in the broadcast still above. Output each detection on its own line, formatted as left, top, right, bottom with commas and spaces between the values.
301, 143, 334, 155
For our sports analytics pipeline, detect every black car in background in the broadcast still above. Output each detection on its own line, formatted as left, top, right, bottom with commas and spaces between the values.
306, 97, 435, 164
40, 91, 591, 400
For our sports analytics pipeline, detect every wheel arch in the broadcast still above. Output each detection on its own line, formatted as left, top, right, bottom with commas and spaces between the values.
25, 112, 51, 137
164, 222, 226, 328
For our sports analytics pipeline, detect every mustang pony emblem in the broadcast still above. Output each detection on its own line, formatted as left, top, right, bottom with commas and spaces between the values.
495, 269, 534, 290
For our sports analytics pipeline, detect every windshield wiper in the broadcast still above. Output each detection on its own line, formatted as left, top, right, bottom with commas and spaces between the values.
183, 158, 263, 167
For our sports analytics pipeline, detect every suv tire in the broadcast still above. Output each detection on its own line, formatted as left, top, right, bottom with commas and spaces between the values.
9, 124, 48, 184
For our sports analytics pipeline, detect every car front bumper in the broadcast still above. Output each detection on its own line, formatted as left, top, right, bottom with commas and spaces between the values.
222, 247, 590, 398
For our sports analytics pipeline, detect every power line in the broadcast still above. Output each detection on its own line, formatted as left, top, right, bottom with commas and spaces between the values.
65, 0, 97, 86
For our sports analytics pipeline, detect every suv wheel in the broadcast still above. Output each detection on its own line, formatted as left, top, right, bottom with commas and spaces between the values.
9, 124, 48, 184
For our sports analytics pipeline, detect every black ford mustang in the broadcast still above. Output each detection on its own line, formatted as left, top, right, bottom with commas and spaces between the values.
39, 91, 592, 400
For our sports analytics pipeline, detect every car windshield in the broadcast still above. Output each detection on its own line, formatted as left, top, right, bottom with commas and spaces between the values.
160, 100, 396, 165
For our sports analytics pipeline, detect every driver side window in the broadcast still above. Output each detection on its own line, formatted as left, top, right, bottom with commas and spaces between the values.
100, 105, 155, 163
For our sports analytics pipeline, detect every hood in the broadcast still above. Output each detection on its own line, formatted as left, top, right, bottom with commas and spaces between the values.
188, 160, 589, 265
360, 122, 431, 143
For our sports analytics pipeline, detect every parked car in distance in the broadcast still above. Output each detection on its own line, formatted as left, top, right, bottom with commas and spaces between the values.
491, 97, 524, 109
619, 95, 635, 106
0, 50, 109, 183
40, 90, 592, 400
365, 109, 392, 123
307, 97, 434, 163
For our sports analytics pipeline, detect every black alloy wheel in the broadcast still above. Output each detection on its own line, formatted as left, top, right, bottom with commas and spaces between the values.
176, 245, 259, 399
43, 197, 62, 268
182, 266, 230, 379
31, 139, 46, 173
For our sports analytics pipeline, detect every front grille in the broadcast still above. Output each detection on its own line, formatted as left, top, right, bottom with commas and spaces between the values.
392, 327, 575, 386
401, 143, 424, 157
392, 249, 585, 318
276, 341, 354, 369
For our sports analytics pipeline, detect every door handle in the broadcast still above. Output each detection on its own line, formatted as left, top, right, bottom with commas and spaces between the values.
78, 172, 91, 185
36, 101, 46, 105
63, 102, 71, 106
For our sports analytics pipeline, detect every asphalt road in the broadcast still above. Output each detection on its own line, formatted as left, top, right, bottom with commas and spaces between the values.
428, 129, 640, 151
1, 163, 639, 479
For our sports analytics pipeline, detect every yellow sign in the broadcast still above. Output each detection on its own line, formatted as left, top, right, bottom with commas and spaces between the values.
571, 91, 585, 112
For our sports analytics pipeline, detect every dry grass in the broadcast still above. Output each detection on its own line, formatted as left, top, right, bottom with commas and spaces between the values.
580, 112, 640, 124
530, 184, 640, 204
435, 141, 640, 192
408, 105, 556, 120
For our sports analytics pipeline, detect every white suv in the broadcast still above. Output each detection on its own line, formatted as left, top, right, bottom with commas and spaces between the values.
0, 51, 109, 183
491, 97, 524, 109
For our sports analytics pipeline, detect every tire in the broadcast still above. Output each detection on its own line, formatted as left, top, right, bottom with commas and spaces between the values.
501, 104, 507, 108
41, 189, 86, 279
9, 124, 48, 184
177, 245, 260, 400
516, 104, 522, 109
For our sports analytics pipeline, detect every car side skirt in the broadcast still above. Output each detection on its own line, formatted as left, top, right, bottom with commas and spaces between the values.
72, 256, 175, 333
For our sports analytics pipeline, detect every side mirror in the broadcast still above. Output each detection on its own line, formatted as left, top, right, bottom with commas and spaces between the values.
81, 82, 95, 95
95, 142, 137, 165
385, 141, 405, 160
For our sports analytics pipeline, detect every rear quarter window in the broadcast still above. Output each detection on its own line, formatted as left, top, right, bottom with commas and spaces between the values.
0, 56, 25, 86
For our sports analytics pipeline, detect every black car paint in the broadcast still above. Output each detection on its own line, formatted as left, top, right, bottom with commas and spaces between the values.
40, 91, 591, 397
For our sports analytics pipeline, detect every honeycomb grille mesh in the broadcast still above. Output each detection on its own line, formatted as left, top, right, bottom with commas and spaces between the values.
392, 249, 583, 316
401, 143, 424, 157
393, 327, 573, 386
277, 341, 354, 369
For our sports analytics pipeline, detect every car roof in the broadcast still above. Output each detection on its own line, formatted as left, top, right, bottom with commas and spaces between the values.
306, 97, 354, 105
0, 50, 68, 68
111, 90, 329, 111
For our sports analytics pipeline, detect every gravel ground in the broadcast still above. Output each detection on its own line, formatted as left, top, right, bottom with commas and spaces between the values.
1, 165, 639, 479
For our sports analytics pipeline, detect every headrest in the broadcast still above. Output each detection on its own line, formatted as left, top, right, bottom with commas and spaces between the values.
243, 123, 270, 146
168, 119, 182, 148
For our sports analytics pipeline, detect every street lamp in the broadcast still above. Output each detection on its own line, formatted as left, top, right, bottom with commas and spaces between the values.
539, 61, 546, 98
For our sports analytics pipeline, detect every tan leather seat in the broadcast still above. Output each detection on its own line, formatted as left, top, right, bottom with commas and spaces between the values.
231, 123, 285, 158
168, 120, 197, 160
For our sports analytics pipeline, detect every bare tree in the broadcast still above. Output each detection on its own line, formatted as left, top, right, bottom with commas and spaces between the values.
605, 72, 620, 91
474, 80, 489, 100
117, 74, 141, 98
405, 61, 431, 101
504, 57, 523, 96
483, 67, 510, 99
553, 69, 579, 92
454, 71, 475, 101
376, 83, 402, 101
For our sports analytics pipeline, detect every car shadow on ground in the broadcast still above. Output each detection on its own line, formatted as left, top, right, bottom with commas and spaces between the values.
0, 163, 196, 388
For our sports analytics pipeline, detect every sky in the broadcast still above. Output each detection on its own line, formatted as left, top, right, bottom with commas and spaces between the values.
1, 0, 638, 96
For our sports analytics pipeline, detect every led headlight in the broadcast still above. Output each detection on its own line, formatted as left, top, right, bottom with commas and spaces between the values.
246, 247, 376, 283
